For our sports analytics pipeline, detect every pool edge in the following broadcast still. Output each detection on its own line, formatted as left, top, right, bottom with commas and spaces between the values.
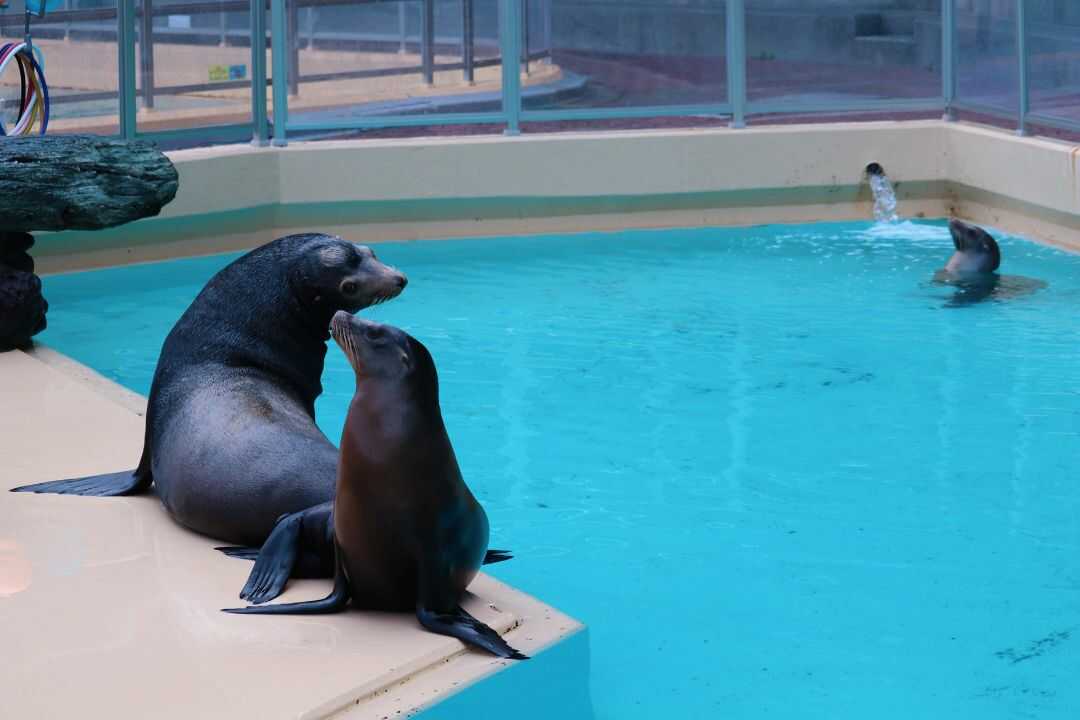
4, 345, 585, 720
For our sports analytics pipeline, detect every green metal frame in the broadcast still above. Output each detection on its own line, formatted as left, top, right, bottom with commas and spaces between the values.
726, 0, 745, 128
1015, 0, 1029, 136
96, 0, 1080, 148
942, 0, 956, 120
499, 0, 522, 135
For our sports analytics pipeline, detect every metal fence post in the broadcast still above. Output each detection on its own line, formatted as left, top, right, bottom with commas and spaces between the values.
287, 0, 299, 96
726, 0, 746, 128
271, 0, 288, 145
1016, 0, 1029, 135
421, 0, 434, 85
521, 0, 528, 75
118, 0, 137, 138
500, 0, 522, 135
251, 0, 269, 145
138, 0, 154, 110
942, 0, 955, 120
462, 0, 474, 84
543, 0, 551, 60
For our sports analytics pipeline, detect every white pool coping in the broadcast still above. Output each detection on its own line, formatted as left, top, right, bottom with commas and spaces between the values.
29, 118, 1080, 275
0, 348, 583, 719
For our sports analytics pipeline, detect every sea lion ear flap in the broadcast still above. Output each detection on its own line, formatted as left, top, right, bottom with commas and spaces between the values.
400, 351, 412, 371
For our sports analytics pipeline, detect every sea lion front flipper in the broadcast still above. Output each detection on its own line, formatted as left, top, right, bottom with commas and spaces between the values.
416, 605, 529, 660
483, 549, 513, 565
233, 501, 335, 604
11, 470, 149, 496
222, 550, 349, 616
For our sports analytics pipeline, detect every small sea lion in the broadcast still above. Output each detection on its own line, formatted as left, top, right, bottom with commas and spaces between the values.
223, 313, 526, 660
933, 219, 1045, 306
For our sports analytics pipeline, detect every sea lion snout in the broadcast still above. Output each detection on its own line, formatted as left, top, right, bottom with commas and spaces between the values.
330, 312, 409, 378
948, 218, 975, 251
339, 247, 408, 310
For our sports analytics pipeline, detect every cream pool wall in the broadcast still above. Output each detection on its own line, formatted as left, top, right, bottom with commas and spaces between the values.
31, 119, 1080, 273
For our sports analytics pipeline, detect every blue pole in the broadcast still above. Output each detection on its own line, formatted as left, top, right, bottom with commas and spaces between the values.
726, 0, 746, 128
251, 0, 269, 145
1016, 0, 1029, 136
271, 0, 288, 145
500, 0, 522, 135
942, 0, 955, 120
421, 0, 434, 85
117, 0, 137, 138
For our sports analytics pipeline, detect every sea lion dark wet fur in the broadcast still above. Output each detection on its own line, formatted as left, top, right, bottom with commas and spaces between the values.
13, 234, 407, 549
932, 219, 1045, 306
942, 218, 1000, 276
223, 314, 526, 660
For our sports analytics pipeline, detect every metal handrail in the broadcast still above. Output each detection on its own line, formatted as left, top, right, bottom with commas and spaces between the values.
4, 0, 1079, 146
4, 0, 545, 121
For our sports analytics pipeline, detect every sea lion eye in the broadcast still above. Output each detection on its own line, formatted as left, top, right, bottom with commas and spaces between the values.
365, 326, 384, 341
341, 280, 358, 295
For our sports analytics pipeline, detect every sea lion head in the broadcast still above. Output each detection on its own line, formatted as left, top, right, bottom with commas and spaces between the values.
289, 235, 408, 315
945, 219, 1000, 275
330, 311, 436, 393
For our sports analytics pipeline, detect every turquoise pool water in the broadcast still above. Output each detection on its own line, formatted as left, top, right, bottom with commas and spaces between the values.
41, 221, 1080, 718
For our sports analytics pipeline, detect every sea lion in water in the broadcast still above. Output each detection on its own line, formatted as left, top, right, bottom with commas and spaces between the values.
223, 313, 526, 660
940, 218, 1001, 276
933, 219, 1045, 306
13, 234, 407, 552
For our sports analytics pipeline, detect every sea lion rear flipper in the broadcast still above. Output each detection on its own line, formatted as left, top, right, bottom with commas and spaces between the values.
231, 501, 334, 604
483, 549, 513, 565
222, 552, 349, 615
11, 470, 149, 496
416, 605, 529, 660
215, 546, 259, 561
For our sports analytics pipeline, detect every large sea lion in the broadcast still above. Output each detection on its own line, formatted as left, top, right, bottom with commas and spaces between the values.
932, 219, 1045, 306
13, 234, 407, 550
223, 313, 526, 660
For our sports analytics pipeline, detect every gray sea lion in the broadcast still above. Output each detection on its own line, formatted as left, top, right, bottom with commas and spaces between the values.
223, 313, 526, 660
933, 219, 1045, 306
13, 234, 407, 552
940, 218, 1001, 276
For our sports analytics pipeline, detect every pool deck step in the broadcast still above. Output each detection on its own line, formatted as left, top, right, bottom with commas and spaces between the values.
0, 348, 582, 719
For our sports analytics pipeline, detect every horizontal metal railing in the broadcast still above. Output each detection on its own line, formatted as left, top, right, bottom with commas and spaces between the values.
1, 0, 1077, 147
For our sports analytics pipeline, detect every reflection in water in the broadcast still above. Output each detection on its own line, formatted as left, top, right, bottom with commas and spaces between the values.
932, 272, 1049, 308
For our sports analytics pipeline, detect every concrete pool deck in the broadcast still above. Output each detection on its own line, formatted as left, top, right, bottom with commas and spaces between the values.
0, 348, 583, 719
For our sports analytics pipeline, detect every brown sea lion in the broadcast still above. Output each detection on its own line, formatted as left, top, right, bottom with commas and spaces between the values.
224, 313, 525, 660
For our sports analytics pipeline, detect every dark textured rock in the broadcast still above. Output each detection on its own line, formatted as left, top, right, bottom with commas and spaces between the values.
0, 266, 47, 351
0, 232, 35, 273
0, 135, 179, 232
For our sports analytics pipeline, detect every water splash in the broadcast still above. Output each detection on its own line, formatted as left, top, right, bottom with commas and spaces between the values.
868, 171, 899, 223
